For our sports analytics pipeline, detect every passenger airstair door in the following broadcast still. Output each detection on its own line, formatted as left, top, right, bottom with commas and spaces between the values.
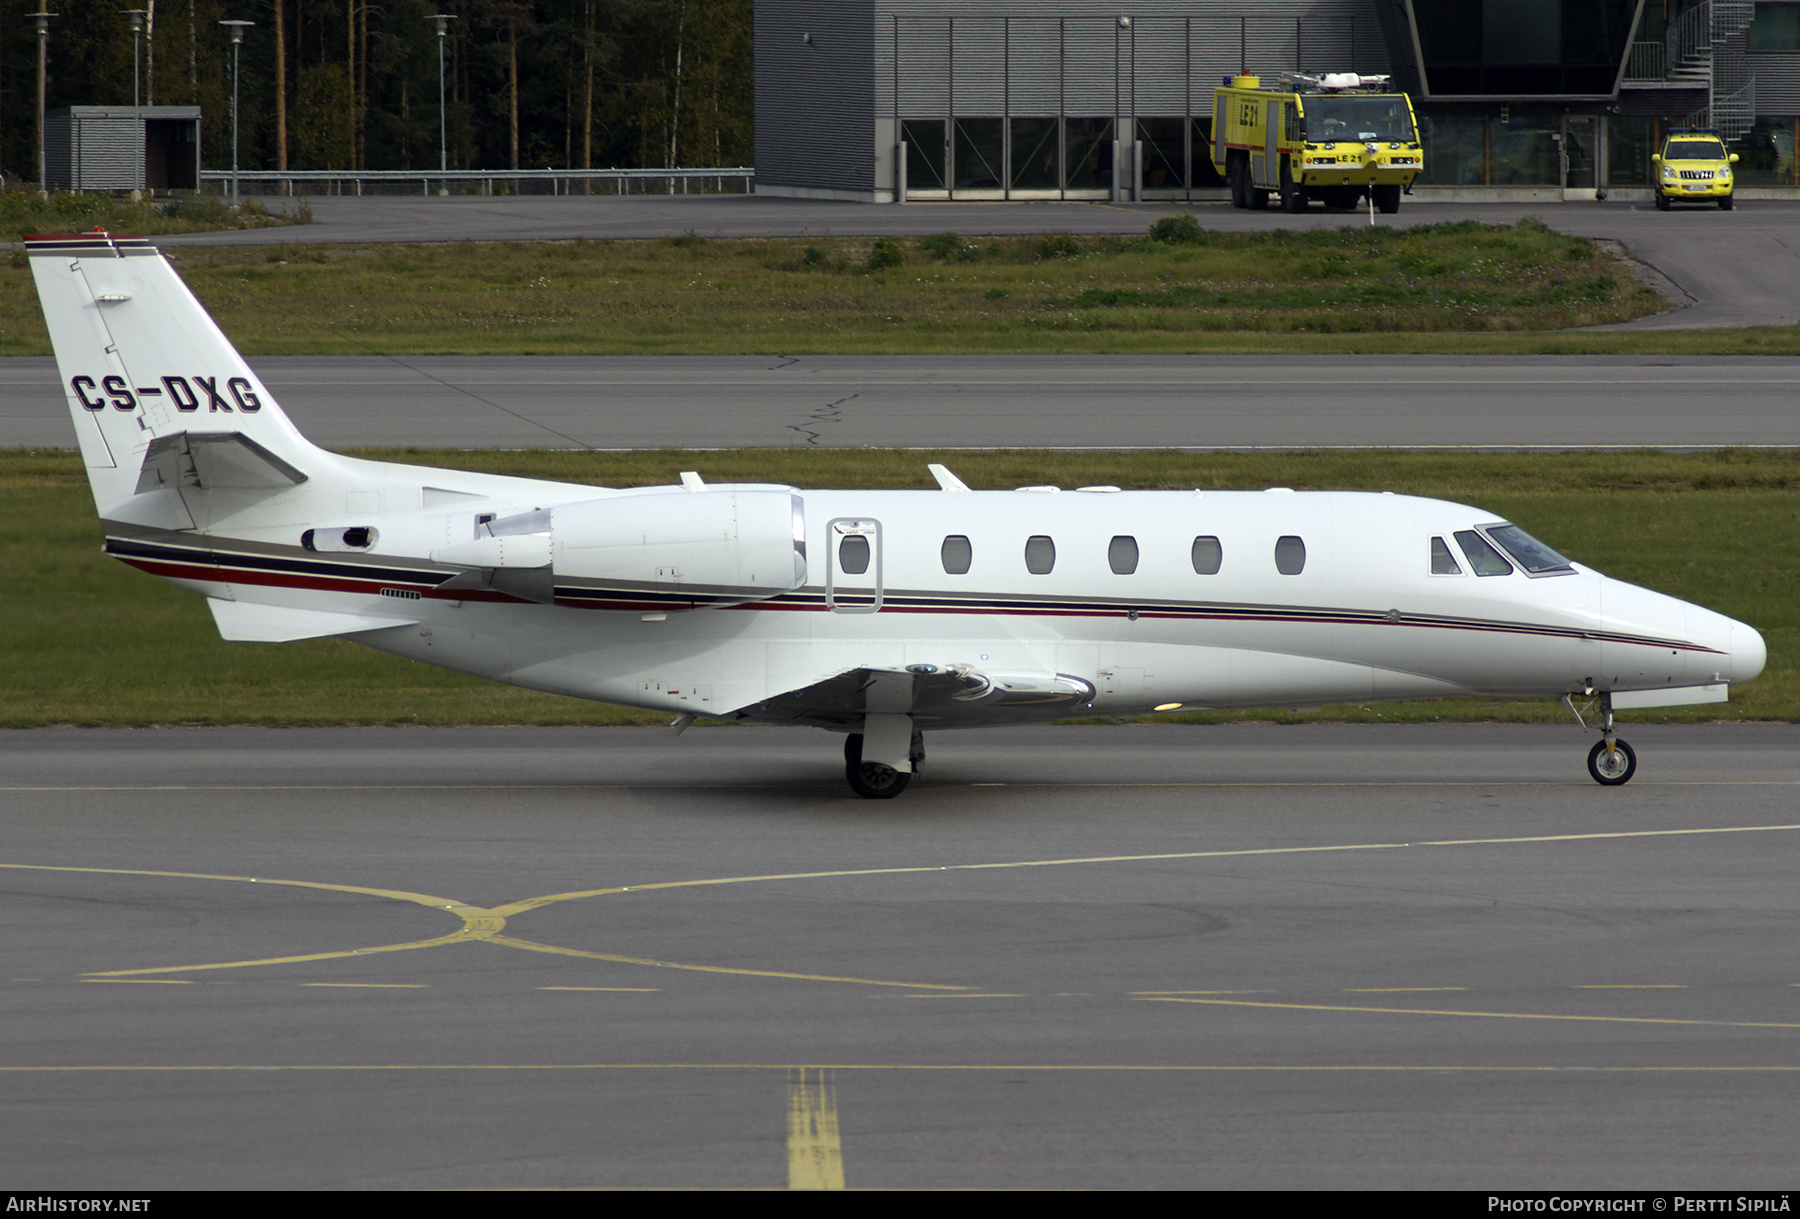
827, 518, 882, 614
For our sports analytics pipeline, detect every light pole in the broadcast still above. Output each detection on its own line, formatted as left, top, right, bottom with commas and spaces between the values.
35, 6, 57, 198
220, 20, 253, 205
122, 10, 145, 105
426, 14, 456, 196
123, 10, 146, 198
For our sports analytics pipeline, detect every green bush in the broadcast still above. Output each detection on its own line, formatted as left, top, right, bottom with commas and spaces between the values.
1148, 213, 1205, 245
1038, 233, 1082, 259
865, 236, 905, 270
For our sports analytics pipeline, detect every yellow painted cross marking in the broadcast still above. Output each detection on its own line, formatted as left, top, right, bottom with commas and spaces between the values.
1345, 987, 1469, 993
299, 983, 426, 989
787, 1067, 845, 1190
7, 821, 1798, 994
1140, 996, 1800, 1029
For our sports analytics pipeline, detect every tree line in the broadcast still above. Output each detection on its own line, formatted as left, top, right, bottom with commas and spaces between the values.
0, 0, 752, 183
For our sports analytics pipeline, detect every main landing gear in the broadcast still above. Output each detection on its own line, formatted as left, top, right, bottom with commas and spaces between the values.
1565, 692, 1638, 786
843, 730, 925, 800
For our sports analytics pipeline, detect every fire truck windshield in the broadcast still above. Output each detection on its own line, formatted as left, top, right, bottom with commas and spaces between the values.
1302, 95, 1415, 143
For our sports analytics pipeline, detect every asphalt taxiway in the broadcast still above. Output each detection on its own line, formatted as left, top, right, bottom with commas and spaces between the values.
4, 723, 1796, 1189
7, 353, 1800, 451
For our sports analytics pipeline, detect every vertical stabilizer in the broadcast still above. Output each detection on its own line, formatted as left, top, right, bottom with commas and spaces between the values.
26, 231, 321, 519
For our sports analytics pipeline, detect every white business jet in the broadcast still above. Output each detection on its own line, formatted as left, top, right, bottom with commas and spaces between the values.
29, 231, 1765, 797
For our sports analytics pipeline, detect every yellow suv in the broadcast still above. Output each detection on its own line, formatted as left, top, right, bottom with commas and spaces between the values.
1653, 129, 1738, 211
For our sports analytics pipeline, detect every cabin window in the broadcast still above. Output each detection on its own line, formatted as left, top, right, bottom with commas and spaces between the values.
1454, 530, 1513, 576
941, 535, 972, 575
1486, 524, 1574, 575
838, 534, 871, 575
1108, 535, 1139, 575
1274, 535, 1306, 575
1430, 536, 1463, 575
1024, 535, 1056, 574
1191, 536, 1222, 575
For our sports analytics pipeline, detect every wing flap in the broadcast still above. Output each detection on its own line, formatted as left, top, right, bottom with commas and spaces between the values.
734, 665, 1096, 729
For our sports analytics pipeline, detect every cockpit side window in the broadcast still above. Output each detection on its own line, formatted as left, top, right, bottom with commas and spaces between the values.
1429, 536, 1463, 575
1454, 529, 1513, 576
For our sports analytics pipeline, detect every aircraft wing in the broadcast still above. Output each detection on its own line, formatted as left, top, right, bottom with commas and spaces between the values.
734, 665, 1096, 731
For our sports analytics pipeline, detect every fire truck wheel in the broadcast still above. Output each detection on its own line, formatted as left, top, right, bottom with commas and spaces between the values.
1228, 159, 1248, 209
1373, 184, 1402, 214
1248, 184, 1270, 210
1280, 163, 1306, 213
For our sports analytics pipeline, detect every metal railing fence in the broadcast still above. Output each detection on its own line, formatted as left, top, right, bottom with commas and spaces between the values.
197, 166, 755, 198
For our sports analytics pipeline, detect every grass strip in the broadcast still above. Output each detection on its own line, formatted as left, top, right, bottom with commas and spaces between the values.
0, 189, 309, 244
4, 446, 1795, 728
16, 218, 1797, 358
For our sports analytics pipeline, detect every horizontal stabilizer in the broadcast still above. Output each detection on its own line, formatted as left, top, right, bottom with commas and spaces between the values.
207, 598, 418, 643
137, 431, 308, 495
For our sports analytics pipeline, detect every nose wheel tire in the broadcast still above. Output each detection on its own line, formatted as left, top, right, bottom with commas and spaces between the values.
844, 733, 912, 800
1586, 738, 1637, 786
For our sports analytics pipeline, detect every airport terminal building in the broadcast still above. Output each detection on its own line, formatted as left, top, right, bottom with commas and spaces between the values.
755, 0, 1800, 202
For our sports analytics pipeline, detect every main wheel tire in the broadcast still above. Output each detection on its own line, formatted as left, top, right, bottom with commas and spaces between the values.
1373, 183, 1401, 214
1586, 738, 1637, 786
1655, 192, 1671, 211
844, 733, 912, 800
1719, 193, 1734, 211
1279, 162, 1306, 213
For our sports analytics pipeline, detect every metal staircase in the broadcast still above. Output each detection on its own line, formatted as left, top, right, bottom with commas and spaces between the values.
1626, 0, 1758, 141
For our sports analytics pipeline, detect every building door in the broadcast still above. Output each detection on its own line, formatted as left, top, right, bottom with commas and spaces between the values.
1564, 116, 1599, 197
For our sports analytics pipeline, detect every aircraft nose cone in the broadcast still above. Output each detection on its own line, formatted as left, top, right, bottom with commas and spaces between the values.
1727, 620, 1767, 685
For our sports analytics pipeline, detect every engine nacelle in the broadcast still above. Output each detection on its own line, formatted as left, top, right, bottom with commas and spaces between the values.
552, 490, 807, 605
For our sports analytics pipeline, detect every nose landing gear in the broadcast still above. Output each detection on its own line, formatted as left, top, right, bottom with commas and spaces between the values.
1587, 737, 1638, 786
1564, 691, 1638, 786
843, 729, 925, 800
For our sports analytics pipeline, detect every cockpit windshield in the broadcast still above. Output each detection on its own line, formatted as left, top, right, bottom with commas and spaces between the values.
1302, 95, 1415, 143
1485, 524, 1574, 574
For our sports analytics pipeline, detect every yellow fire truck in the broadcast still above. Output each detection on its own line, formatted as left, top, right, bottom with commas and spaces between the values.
1210, 72, 1423, 214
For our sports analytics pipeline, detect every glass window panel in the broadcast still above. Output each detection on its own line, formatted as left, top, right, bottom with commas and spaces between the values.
953, 118, 1005, 190
837, 534, 870, 576
1418, 116, 1487, 185
1275, 535, 1306, 576
1749, 3, 1800, 50
941, 534, 972, 575
1487, 116, 1560, 185
1430, 536, 1464, 575
1731, 119, 1796, 186
1010, 118, 1059, 190
1485, 524, 1573, 573
1607, 115, 1655, 186
1024, 535, 1056, 575
1064, 118, 1114, 190
1191, 536, 1222, 575
1108, 535, 1139, 575
1455, 529, 1513, 576
1136, 117, 1185, 189
902, 119, 947, 190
